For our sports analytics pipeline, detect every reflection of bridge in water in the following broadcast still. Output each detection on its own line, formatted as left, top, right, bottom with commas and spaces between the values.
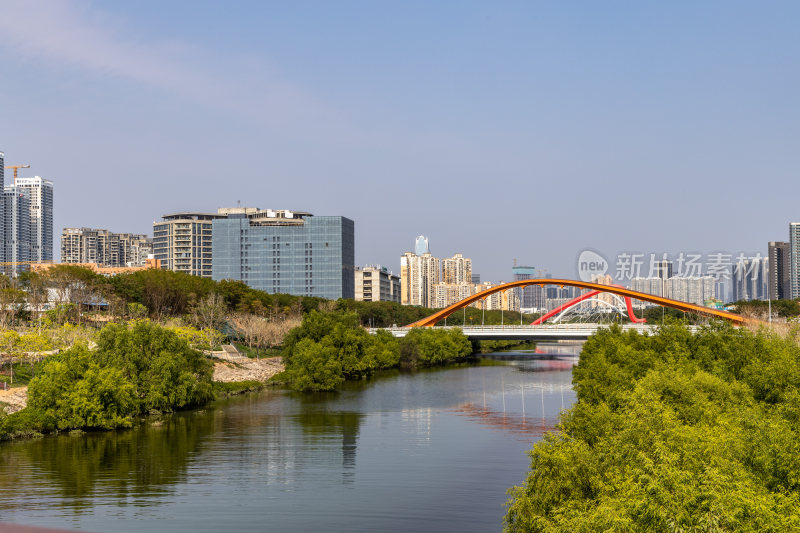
450, 403, 558, 438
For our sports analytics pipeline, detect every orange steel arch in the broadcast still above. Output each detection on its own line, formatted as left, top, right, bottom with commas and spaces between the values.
405, 279, 745, 327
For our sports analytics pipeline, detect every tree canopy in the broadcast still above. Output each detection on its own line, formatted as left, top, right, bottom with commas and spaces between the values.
3, 322, 214, 436
505, 323, 800, 531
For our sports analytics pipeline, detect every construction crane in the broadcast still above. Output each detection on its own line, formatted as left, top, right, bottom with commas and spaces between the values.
4, 164, 30, 185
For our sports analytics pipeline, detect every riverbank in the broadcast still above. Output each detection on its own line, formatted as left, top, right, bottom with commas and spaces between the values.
0, 352, 570, 533
210, 346, 284, 383
506, 323, 800, 530
0, 386, 27, 414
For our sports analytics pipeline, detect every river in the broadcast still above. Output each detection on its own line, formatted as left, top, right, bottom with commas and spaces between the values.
0, 347, 577, 532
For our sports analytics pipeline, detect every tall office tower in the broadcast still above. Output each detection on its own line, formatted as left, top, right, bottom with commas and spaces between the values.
355, 265, 401, 303
61, 227, 152, 267
400, 249, 440, 307
213, 208, 354, 300
732, 257, 769, 302
16, 176, 53, 263
442, 253, 472, 284
414, 235, 429, 256
153, 212, 223, 277
654, 259, 673, 296
770, 241, 791, 300
0, 152, 4, 257
715, 280, 728, 303
791, 223, 800, 299
512, 265, 536, 310
2, 188, 31, 276
654, 260, 673, 280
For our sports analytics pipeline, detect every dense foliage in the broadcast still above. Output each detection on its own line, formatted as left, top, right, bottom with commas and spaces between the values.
282, 310, 473, 391
732, 298, 800, 319
1, 322, 213, 438
505, 323, 800, 531
335, 299, 539, 328
7, 266, 540, 330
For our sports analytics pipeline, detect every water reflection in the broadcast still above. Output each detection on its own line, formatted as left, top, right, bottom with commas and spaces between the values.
0, 411, 215, 514
293, 411, 364, 483
449, 403, 557, 437
0, 355, 577, 533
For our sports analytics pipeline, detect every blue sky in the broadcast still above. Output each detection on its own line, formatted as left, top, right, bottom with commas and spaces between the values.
1, 1, 798, 281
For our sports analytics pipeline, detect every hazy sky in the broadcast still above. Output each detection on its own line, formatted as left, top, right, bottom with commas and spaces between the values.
1, 1, 798, 282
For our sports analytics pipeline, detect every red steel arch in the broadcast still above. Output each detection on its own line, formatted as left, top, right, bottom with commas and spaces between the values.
405, 279, 744, 328
530, 289, 646, 325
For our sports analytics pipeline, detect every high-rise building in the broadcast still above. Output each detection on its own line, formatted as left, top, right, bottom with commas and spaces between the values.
768, 241, 790, 300
512, 265, 538, 311
3, 187, 31, 276
432, 282, 474, 309
442, 253, 472, 284
791, 223, 800, 299
654, 260, 673, 280
631, 277, 664, 298
591, 273, 615, 308
731, 257, 768, 302
153, 212, 222, 277
0, 152, 4, 251
400, 250, 440, 307
414, 235, 429, 256
61, 227, 152, 267
212, 208, 354, 300
16, 176, 53, 263
472, 281, 519, 311
667, 276, 716, 305
355, 265, 400, 303
715, 280, 728, 303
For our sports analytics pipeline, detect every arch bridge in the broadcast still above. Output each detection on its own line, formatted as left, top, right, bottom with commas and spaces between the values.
405, 279, 743, 328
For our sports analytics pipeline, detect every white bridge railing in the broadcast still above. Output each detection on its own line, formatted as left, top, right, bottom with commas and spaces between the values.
370, 323, 699, 339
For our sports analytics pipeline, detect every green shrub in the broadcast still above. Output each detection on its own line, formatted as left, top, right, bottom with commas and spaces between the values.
283, 310, 469, 391
505, 323, 800, 531
5, 321, 215, 438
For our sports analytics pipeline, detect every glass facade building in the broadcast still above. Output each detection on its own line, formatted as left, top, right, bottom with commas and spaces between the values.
791, 223, 800, 299
512, 265, 538, 310
3, 188, 31, 276
769, 241, 790, 300
212, 214, 355, 300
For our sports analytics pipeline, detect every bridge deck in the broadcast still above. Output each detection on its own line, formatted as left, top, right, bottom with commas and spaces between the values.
371, 324, 699, 341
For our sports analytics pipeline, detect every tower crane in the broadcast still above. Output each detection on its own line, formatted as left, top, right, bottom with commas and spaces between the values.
4, 164, 30, 185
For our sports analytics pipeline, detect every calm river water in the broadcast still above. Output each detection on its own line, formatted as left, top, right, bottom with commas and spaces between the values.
0, 348, 577, 532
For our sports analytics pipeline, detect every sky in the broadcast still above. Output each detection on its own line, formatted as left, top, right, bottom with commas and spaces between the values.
1, 1, 799, 282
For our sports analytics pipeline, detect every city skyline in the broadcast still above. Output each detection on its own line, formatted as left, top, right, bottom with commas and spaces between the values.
3, 2, 800, 281
0, 145, 792, 295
